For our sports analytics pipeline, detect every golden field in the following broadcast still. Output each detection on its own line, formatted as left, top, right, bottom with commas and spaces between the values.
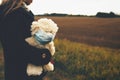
0, 16, 120, 80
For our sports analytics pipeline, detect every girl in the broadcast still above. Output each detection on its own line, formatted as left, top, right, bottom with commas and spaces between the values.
0, 0, 51, 80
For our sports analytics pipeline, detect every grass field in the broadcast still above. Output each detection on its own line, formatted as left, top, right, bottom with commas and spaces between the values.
35, 16, 120, 49
0, 16, 120, 80
45, 39, 120, 80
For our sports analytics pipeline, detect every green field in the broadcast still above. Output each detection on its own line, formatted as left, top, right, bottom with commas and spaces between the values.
0, 16, 120, 80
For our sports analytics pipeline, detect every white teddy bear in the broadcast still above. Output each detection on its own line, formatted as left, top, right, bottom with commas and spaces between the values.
25, 18, 59, 76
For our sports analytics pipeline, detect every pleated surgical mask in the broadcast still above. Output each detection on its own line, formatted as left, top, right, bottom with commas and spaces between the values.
34, 29, 55, 45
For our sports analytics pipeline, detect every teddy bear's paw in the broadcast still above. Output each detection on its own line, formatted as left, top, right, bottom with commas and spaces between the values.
27, 64, 43, 76
43, 62, 54, 72
50, 47, 55, 56
45, 42, 55, 56
25, 37, 36, 45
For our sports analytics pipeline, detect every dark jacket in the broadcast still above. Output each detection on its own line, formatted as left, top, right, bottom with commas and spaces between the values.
0, 5, 51, 80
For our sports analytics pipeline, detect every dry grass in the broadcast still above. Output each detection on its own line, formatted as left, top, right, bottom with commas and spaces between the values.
35, 16, 120, 49
0, 16, 120, 80
44, 39, 120, 80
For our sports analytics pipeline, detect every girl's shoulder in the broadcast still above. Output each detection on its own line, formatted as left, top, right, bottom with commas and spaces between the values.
5, 7, 34, 21
15, 7, 34, 20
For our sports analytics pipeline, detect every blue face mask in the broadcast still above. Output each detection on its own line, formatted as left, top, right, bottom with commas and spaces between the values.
34, 29, 55, 45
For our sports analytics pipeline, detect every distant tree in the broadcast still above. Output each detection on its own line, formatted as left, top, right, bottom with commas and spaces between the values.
43, 13, 68, 16
109, 12, 115, 17
50, 13, 68, 16
96, 12, 116, 18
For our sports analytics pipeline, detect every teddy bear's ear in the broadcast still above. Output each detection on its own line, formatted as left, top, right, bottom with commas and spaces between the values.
31, 27, 40, 35
31, 21, 40, 31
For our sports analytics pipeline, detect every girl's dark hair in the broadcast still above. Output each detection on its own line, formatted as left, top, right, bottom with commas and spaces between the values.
1, 0, 24, 15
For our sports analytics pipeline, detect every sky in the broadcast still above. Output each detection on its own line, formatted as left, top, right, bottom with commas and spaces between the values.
28, 0, 120, 15
0, 0, 120, 15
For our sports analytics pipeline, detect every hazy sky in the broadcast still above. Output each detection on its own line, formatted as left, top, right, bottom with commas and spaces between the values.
28, 0, 120, 15
0, 0, 120, 15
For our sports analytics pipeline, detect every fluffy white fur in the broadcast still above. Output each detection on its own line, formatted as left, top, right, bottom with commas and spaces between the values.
25, 18, 58, 76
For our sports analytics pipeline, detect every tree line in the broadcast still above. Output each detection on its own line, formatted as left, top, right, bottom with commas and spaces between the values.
36, 12, 120, 18
96, 12, 120, 18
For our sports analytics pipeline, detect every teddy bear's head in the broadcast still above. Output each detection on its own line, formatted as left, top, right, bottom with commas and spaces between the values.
31, 18, 59, 36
